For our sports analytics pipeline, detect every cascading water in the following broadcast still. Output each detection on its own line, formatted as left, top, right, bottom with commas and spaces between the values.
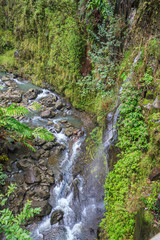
0, 52, 142, 240
0, 73, 107, 240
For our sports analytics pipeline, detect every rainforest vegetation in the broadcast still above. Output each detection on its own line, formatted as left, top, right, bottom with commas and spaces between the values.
0, 0, 160, 239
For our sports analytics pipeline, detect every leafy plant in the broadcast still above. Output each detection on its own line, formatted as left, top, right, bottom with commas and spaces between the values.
0, 104, 54, 151
0, 183, 40, 240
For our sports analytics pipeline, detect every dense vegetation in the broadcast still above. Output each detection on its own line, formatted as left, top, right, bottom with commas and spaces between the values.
0, 0, 160, 239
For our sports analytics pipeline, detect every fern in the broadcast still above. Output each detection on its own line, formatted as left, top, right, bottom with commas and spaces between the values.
0, 104, 54, 150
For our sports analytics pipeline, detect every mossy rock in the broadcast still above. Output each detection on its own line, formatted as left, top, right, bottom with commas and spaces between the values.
146, 90, 154, 99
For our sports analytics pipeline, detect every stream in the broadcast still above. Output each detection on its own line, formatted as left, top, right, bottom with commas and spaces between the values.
0, 52, 142, 240
0, 73, 112, 240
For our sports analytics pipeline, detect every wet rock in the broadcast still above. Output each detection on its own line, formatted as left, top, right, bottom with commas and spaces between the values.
41, 150, 50, 158
17, 158, 34, 170
40, 95, 57, 107
27, 185, 50, 201
153, 96, 160, 109
31, 151, 41, 160
31, 200, 52, 217
51, 209, 64, 225
42, 142, 55, 150
34, 138, 46, 146
43, 226, 67, 240
54, 123, 62, 133
41, 109, 56, 118
24, 167, 41, 184
64, 127, 74, 137
5, 88, 22, 103
149, 167, 160, 181
47, 121, 53, 126
60, 120, 67, 124
55, 100, 63, 110
5, 80, 17, 88
38, 159, 48, 166
23, 88, 42, 100
1, 75, 10, 81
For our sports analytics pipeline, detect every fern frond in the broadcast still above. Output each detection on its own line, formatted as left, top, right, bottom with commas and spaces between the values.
33, 127, 55, 142
3, 104, 29, 117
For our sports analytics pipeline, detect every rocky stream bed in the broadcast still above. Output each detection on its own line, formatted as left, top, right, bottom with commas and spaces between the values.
0, 73, 108, 240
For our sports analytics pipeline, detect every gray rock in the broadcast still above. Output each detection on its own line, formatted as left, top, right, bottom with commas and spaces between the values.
23, 88, 42, 100
54, 123, 62, 133
41, 150, 50, 158
24, 167, 42, 184
51, 209, 64, 225
17, 159, 34, 170
27, 185, 50, 201
42, 142, 55, 150
5, 88, 22, 103
31, 200, 52, 217
40, 94, 57, 107
153, 96, 160, 109
64, 127, 74, 137
41, 109, 56, 118
55, 100, 63, 110
43, 227, 67, 240
34, 138, 46, 146
143, 103, 152, 110
1, 76, 10, 81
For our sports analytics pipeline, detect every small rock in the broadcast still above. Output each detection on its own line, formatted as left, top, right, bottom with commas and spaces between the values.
51, 209, 64, 225
1, 76, 10, 81
24, 167, 41, 184
42, 142, 55, 150
34, 138, 46, 146
31, 200, 52, 217
55, 100, 63, 110
54, 123, 62, 133
17, 159, 34, 170
47, 121, 53, 126
64, 127, 74, 137
41, 109, 56, 118
149, 167, 160, 181
153, 96, 160, 109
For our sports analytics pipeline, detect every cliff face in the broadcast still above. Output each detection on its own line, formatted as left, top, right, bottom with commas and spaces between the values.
0, 1, 160, 239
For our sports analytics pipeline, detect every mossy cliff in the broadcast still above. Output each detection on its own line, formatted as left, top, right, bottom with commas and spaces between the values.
0, 0, 160, 239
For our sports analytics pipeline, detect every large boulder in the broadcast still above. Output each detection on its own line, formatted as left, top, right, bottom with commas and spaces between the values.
5, 88, 22, 103
23, 88, 42, 100
27, 185, 50, 201
51, 209, 64, 225
24, 167, 42, 184
31, 200, 52, 217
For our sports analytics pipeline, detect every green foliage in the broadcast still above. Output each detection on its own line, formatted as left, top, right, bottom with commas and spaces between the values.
0, 164, 7, 185
0, 184, 40, 240
0, 104, 54, 150
100, 78, 159, 239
